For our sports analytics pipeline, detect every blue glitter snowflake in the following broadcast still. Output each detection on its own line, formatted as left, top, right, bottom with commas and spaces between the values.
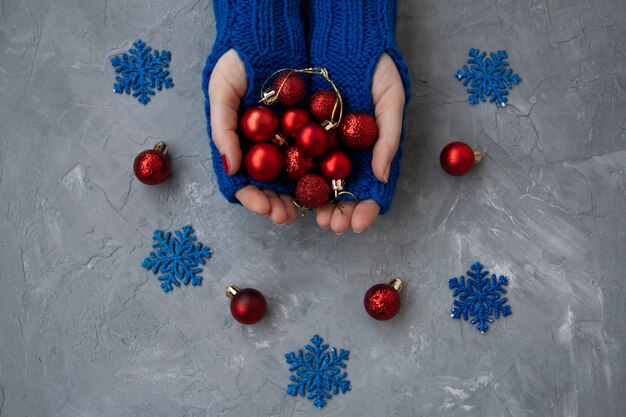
455, 48, 521, 107
110, 39, 174, 105
448, 261, 512, 333
285, 335, 351, 408
142, 225, 211, 292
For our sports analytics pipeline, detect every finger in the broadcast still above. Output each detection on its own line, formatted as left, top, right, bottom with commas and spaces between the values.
351, 200, 381, 233
330, 202, 356, 235
279, 194, 299, 225
208, 50, 247, 175
263, 190, 288, 224
315, 204, 334, 229
235, 185, 271, 216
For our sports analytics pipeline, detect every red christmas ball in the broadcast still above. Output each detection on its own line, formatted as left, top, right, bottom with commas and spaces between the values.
281, 107, 311, 138
340, 112, 378, 150
295, 123, 329, 157
273, 72, 306, 106
227, 286, 266, 325
245, 143, 283, 182
133, 142, 170, 185
319, 151, 352, 180
439, 141, 480, 176
240, 106, 279, 143
364, 279, 402, 321
284, 146, 315, 181
295, 174, 330, 208
308, 89, 338, 123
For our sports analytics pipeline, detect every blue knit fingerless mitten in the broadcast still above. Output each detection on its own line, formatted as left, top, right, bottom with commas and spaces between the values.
202, 0, 307, 203
309, 0, 411, 214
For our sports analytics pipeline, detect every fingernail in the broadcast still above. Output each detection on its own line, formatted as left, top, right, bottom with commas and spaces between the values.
334, 232, 343, 236
383, 162, 391, 183
221, 154, 230, 175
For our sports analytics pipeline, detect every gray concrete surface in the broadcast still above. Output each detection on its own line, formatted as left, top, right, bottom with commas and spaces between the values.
1, 0, 625, 416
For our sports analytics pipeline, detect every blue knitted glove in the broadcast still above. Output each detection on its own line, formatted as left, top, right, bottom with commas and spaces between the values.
202, 0, 307, 204
309, 0, 411, 214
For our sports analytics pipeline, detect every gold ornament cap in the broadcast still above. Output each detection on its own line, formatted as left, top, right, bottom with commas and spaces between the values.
388, 278, 403, 293
153, 141, 168, 155
474, 151, 482, 163
226, 285, 240, 300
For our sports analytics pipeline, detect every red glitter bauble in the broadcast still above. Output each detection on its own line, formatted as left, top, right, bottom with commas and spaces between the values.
340, 112, 378, 150
281, 107, 311, 138
228, 287, 266, 325
295, 123, 329, 157
273, 72, 306, 106
319, 151, 352, 180
133, 143, 170, 185
439, 141, 480, 176
295, 174, 330, 208
364, 280, 402, 321
244, 143, 283, 182
240, 106, 279, 143
284, 146, 315, 181
308, 89, 338, 123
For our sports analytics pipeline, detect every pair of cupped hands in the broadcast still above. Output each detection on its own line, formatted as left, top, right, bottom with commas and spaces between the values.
209, 49, 405, 234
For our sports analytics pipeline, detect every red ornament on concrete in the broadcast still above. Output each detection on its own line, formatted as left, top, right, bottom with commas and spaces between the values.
281, 107, 311, 138
133, 141, 170, 185
226, 286, 266, 325
273, 72, 306, 106
244, 143, 283, 182
340, 112, 378, 150
364, 279, 403, 321
240, 106, 279, 143
295, 123, 329, 157
284, 146, 315, 181
319, 150, 352, 180
308, 89, 338, 123
295, 174, 330, 208
439, 141, 482, 176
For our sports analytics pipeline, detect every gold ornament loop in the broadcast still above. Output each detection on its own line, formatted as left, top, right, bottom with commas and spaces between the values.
292, 198, 308, 218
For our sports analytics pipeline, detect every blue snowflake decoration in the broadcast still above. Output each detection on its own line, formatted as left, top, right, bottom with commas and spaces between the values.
285, 335, 351, 408
110, 39, 174, 105
448, 261, 512, 333
455, 48, 521, 107
142, 225, 212, 293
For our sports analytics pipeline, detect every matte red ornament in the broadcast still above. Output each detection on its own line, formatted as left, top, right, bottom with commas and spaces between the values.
226, 286, 266, 325
340, 112, 378, 150
133, 141, 170, 185
308, 89, 338, 123
281, 107, 311, 138
319, 151, 352, 180
284, 146, 315, 181
244, 143, 283, 182
295, 174, 330, 208
439, 141, 482, 176
240, 106, 279, 143
273, 72, 306, 106
295, 123, 329, 157
364, 279, 403, 321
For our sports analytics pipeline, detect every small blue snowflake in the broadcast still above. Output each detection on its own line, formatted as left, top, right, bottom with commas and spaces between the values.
142, 225, 211, 293
455, 48, 521, 107
448, 261, 512, 333
110, 39, 174, 105
285, 335, 351, 408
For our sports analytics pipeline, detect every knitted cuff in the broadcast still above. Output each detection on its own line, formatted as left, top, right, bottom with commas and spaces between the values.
309, 0, 411, 214
202, 0, 307, 204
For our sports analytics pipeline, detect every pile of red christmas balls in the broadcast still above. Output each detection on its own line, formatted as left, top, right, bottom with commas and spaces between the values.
239, 72, 379, 209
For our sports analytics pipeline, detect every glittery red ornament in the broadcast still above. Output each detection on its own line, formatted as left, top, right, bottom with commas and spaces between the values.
439, 141, 482, 176
226, 286, 266, 325
295, 123, 329, 157
240, 106, 279, 143
319, 151, 352, 180
340, 112, 378, 150
308, 89, 338, 123
273, 72, 306, 106
133, 141, 170, 185
295, 174, 330, 208
364, 279, 402, 321
244, 143, 283, 182
284, 146, 315, 181
281, 107, 311, 138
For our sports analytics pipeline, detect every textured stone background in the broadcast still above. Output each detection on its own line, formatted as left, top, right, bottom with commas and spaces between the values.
1, 0, 625, 416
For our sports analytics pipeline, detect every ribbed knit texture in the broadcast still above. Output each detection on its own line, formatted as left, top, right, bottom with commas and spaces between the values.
202, 0, 307, 203
309, 0, 411, 214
